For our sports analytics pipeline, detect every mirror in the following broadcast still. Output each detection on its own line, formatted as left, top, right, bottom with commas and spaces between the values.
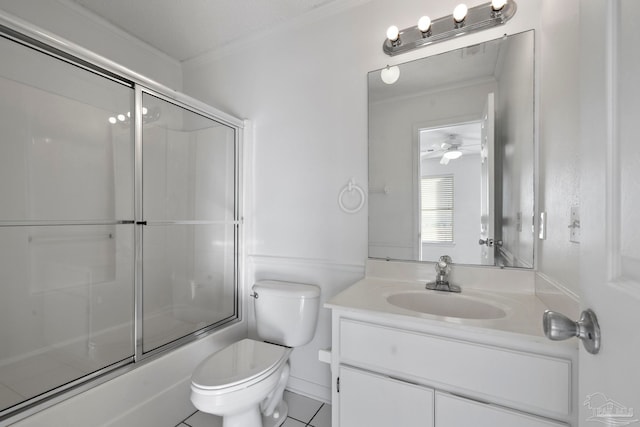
368, 30, 534, 268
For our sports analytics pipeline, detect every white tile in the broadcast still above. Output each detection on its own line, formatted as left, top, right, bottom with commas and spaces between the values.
284, 391, 323, 423
282, 418, 307, 427
309, 403, 331, 427
183, 410, 223, 427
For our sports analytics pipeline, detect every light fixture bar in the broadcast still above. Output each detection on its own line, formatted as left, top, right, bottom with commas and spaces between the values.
383, 1, 517, 56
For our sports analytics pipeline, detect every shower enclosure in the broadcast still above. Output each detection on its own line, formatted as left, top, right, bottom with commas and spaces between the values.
0, 17, 241, 422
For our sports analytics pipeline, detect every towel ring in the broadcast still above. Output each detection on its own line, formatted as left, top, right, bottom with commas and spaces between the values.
338, 179, 366, 214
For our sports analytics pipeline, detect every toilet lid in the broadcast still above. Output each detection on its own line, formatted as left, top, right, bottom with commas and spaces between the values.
192, 338, 288, 390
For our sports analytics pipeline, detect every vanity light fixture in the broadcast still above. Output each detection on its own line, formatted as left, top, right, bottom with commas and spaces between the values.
492, 0, 507, 11
382, 0, 517, 56
418, 16, 432, 35
386, 25, 400, 47
453, 4, 468, 27
380, 65, 400, 84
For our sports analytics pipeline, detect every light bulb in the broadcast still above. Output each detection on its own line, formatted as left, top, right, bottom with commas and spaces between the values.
443, 150, 463, 160
453, 4, 468, 23
142, 107, 149, 115
386, 25, 400, 42
108, 117, 117, 124
491, 0, 507, 11
380, 65, 400, 85
418, 16, 431, 33
117, 114, 126, 122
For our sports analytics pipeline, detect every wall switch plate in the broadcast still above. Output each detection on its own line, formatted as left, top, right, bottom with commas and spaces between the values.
539, 211, 547, 240
570, 205, 581, 243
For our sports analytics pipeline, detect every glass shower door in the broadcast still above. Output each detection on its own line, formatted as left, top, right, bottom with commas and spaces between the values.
0, 36, 135, 414
140, 92, 238, 354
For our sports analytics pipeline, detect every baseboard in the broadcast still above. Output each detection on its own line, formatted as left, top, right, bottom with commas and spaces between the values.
287, 376, 332, 405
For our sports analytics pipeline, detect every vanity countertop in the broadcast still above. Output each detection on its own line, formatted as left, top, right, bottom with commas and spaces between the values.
326, 277, 577, 351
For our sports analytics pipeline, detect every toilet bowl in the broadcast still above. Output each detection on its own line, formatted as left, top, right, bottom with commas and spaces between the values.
191, 338, 292, 427
190, 280, 320, 427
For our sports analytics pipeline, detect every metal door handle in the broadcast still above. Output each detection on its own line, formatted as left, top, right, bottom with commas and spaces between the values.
478, 238, 503, 247
543, 309, 601, 354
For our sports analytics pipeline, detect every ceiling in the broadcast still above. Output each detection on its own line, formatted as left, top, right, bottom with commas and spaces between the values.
70, 0, 343, 62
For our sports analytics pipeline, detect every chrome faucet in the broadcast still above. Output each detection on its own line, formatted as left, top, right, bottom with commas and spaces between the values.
425, 255, 461, 293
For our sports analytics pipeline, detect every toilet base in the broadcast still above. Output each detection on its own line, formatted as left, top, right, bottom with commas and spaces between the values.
222, 405, 261, 427
262, 400, 288, 427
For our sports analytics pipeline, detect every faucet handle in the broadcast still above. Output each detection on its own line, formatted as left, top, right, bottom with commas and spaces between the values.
435, 255, 452, 274
439, 255, 452, 264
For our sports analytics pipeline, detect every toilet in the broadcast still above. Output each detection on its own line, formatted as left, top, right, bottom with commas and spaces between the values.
190, 280, 321, 427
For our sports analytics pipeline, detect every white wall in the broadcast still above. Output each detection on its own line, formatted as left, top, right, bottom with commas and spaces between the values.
183, 0, 543, 402
0, 0, 182, 90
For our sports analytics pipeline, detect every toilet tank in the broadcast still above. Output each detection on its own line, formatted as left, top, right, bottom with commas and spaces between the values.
253, 280, 320, 347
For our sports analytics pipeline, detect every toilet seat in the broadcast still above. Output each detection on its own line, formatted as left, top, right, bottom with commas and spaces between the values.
192, 338, 290, 393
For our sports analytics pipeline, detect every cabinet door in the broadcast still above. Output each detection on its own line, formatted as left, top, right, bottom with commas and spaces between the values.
435, 392, 568, 427
339, 366, 434, 427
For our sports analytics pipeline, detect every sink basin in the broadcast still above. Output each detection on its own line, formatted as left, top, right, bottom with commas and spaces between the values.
386, 291, 507, 320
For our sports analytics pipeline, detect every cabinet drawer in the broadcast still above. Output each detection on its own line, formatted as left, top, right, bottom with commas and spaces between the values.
340, 319, 571, 418
339, 366, 434, 427
435, 392, 568, 427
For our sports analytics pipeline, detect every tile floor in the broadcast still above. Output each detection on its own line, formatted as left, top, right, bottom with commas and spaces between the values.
176, 390, 331, 427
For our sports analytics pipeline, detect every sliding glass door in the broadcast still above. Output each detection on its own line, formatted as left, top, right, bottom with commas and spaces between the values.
0, 35, 135, 413
0, 28, 240, 419
140, 92, 238, 354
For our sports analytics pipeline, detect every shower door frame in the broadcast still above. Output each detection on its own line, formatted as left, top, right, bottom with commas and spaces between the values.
0, 10, 245, 425
133, 86, 244, 361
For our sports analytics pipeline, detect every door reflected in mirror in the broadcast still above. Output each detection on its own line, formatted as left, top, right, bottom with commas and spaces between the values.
368, 30, 534, 268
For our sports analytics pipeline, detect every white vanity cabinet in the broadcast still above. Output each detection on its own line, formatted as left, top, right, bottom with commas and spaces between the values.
330, 314, 576, 427
435, 393, 566, 427
339, 366, 434, 427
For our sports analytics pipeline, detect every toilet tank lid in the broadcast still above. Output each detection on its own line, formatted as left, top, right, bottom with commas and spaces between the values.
253, 280, 320, 299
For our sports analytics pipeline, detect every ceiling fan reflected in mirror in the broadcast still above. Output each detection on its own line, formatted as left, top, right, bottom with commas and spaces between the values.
420, 125, 482, 165
438, 134, 464, 165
